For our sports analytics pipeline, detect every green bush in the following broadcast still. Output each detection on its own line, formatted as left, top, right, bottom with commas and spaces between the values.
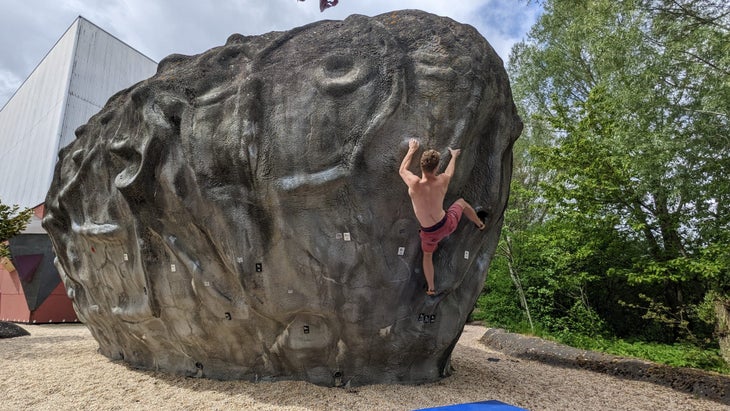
473, 290, 729, 374
474, 296, 524, 329
0, 201, 33, 259
549, 331, 730, 375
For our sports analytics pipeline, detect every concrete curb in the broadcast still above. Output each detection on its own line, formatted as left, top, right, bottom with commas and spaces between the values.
480, 328, 730, 405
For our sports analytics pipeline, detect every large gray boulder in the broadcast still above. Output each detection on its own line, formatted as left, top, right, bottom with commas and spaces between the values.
43, 10, 522, 386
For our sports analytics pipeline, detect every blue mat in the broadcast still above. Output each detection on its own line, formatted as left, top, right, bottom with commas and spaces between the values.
415, 400, 527, 411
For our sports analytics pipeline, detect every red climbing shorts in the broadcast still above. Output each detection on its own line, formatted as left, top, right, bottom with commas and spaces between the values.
419, 202, 464, 253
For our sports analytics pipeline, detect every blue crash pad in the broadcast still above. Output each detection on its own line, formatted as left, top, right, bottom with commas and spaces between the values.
415, 400, 527, 411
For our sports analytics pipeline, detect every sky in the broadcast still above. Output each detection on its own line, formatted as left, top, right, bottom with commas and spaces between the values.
0, 0, 542, 108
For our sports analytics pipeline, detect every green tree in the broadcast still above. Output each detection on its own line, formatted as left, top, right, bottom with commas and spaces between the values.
480, 92, 554, 333
0, 200, 32, 259
506, 0, 729, 343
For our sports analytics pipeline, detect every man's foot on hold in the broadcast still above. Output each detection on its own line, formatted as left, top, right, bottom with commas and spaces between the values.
426, 289, 436, 296
474, 206, 488, 231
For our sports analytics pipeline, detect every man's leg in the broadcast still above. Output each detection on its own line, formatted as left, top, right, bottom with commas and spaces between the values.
423, 251, 435, 294
455, 198, 485, 230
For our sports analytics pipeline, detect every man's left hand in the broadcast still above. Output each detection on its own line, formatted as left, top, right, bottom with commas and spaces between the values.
409, 138, 420, 151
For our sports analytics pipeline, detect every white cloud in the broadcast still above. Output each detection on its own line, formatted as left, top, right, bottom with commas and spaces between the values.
0, 68, 23, 110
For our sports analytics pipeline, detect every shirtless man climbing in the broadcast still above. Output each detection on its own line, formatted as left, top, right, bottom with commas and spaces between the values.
399, 138, 485, 296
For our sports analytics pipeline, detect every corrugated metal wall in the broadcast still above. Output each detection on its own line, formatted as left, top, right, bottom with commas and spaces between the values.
59, 18, 158, 150
0, 19, 77, 209
0, 17, 157, 210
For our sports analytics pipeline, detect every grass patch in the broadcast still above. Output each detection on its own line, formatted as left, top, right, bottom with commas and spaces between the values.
546, 331, 730, 375
474, 292, 730, 375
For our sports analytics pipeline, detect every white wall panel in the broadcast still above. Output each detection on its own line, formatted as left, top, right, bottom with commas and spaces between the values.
60, 18, 157, 149
0, 17, 157, 212
0, 20, 78, 209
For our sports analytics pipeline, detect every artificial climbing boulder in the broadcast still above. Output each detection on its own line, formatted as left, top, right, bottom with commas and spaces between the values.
43, 9, 522, 386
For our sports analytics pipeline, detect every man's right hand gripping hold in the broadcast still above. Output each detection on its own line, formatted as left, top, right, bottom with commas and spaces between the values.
399, 138, 486, 296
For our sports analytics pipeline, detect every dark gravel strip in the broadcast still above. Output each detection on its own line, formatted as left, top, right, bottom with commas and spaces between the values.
480, 328, 730, 405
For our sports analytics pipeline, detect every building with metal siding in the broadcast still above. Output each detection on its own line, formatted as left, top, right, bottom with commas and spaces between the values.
0, 16, 157, 210
0, 16, 157, 323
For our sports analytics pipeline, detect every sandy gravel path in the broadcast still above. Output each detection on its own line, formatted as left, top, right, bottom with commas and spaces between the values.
1, 323, 725, 410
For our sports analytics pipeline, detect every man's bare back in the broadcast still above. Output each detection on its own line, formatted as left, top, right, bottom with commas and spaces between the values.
399, 139, 460, 227
407, 175, 449, 227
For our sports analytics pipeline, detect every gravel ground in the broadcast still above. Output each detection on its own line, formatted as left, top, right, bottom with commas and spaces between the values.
1, 323, 727, 411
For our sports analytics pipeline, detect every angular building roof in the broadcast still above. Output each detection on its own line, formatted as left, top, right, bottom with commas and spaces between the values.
0, 16, 157, 211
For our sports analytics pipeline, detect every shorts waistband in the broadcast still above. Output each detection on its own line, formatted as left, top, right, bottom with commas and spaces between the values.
421, 214, 447, 232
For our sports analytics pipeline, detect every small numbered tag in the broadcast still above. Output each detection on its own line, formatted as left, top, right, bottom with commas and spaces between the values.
123, 253, 128, 261
170, 264, 177, 272
397, 247, 405, 256
464, 251, 470, 259
343, 232, 351, 241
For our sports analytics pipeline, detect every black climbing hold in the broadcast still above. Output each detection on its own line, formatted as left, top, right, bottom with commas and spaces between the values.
475, 206, 488, 222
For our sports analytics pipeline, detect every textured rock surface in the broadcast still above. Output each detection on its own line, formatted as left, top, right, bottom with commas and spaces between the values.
43, 10, 522, 386
0, 321, 30, 338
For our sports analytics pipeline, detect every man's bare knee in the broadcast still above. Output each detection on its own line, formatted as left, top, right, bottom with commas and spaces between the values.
456, 198, 473, 210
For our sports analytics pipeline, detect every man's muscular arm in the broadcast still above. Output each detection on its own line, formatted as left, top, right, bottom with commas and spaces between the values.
443, 147, 461, 178
399, 138, 420, 185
